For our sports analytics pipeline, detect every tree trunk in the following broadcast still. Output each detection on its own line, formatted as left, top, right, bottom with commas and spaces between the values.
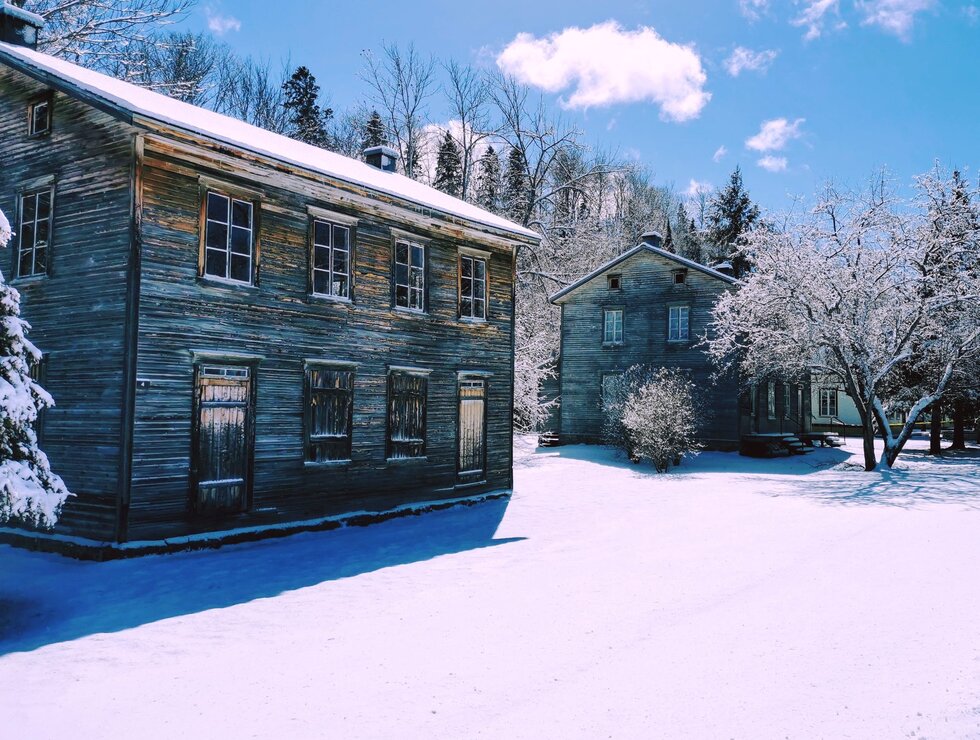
929, 402, 943, 456
951, 399, 966, 450
861, 414, 877, 471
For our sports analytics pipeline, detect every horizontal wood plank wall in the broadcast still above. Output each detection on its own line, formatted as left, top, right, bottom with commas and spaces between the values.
557, 250, 740, 448
0, 68, 134, 539
128, 139, 516, 540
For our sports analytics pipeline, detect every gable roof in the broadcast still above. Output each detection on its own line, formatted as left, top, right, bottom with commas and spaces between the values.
549, 242, 737, 304
0, 42, 539, 243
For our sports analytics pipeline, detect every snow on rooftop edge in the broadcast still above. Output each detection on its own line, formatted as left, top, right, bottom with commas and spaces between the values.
0, 43, 538, 242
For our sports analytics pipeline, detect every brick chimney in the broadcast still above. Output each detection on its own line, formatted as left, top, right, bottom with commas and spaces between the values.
363, 145, 398, 173
641, 230, 664, 249
0, 1, 45, 49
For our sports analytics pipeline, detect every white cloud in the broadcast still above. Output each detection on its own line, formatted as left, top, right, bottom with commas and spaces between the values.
857, 0, 933, 40
684, 178, 713, 198
713, 146, 728, 163
206, 7, 241, 35
757, 155, 788, 172
745, 117, 805, 151
739, 0, 770, 20
496, 21, 710, 121
791, 0, 844, 40
724, 46, 779, 76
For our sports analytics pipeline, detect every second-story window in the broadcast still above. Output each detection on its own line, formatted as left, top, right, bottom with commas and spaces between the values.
459, 254, 487, 320
312, 219, 351, 299
668, 305, 690, 341
17, 189, 52, 278
204, 191, 254, 284
603, 308, 624, 344
394, 239, 425, 311
29, 97, 51, 136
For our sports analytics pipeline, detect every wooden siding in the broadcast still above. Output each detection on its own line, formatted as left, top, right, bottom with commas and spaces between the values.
0, 67, 135, 539
556, 250, 741, 448
127, 137, 517, 541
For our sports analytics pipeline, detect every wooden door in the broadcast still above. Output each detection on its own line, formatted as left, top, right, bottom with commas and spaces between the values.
194, 365, 252, 514
458, 379, 486, 482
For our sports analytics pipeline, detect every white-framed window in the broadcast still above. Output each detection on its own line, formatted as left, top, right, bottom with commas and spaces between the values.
394, 239, 425, 311
204, 190, 254, 284
306, 365, 354, 462
668, 305, 690, 341
312, 219, 351, 299
603, 308, 624, 344
17, 188, 52, 278
819, 388, 838, 418
459, 254, 487, 320
29, 96, 51, 136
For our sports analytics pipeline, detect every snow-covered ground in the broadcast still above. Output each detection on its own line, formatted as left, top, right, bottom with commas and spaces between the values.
2, 437, 979, 739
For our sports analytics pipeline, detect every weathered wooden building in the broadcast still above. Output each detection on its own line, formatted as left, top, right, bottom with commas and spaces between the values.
549, 233, 811, 450
0, 10, 538, 556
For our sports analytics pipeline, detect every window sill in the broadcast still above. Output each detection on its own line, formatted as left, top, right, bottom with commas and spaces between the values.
393, 306, 428, 318
199, 275, 258, 290
602, 342, 624, 348
310, 293, 353, 305
10, 274, 48, 285
304, 459, 352, 468
459, 316, 488, 325
386, 456, 427, 465
666, 339, 692, 344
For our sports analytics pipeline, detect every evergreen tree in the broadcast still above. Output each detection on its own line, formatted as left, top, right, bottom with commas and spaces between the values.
432, 131, 463, 197
503, 146, 532, 225
662, 217, 674, 252
674, 203, 704, 264
473, 146, 502, 212
282, 66, 333, 148
363, 110, 387, 150
706, 166, 760, 276
0, 208, 70, 528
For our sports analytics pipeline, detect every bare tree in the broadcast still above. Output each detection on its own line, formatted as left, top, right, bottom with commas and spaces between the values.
361, 43, 437, 180
443, 60, 495, 201
213, 56, 290, 135
128, 31, 227, 106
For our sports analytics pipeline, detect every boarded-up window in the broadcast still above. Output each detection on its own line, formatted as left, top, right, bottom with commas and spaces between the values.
394, 239, 425, 311
17, 189, 52, 278
387, 371, 427, 458
204, 191, 254, 284
312, 220, 351, 299
306, 367, 354, 462
459, 255, 487, 319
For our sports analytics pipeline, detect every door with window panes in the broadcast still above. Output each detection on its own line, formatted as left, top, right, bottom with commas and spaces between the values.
193, 365, 253, 514
458, 378, 487, 482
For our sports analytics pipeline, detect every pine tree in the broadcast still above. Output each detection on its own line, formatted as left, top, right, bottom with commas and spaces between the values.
662, 217, 674, 252
473, 146, 502, 212
432, 131, 463, 197
282, 66, 333, 148
674, 203, 704, 264
503, 146, 532, 225
706, 166, 760, 276
363, 110, 387, 150
0, 208, 70, 528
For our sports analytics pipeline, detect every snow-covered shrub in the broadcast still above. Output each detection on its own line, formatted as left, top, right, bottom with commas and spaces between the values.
0, 208, 70, 528
603, 366, 702, 472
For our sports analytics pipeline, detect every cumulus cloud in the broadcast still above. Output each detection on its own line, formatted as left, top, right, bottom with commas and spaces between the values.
757, 155, 788, 172
745, 118, 805, 152
724, 47, 779, 76
496, 21, 710, 121
684, 179, 713, 198
857, 0, 933, 39
206, 7, 241, 35
713, 146, 728, 163
791, 0, 844, 40
739, 0, 771, 20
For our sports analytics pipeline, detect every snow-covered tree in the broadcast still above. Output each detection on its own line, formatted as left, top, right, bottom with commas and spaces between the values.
282, 66, 333, 148
0, 208, 70, 528
706, 170, 980, 471
473, 146, 502, 212
432, 130, 463, 197
706, 167, 760, 275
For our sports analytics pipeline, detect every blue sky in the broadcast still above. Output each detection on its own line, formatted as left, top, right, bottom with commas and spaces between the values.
184, 1, 979, 211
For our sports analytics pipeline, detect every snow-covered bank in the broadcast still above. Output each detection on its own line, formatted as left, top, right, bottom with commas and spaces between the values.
1, 438, 979, 738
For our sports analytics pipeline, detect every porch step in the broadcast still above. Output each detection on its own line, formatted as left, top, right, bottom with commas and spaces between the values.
740, 433, 812, 458
537, 432, 561, 447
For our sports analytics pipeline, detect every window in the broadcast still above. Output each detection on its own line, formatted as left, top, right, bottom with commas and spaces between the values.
459, 254, 487, 319
668, 305, 690, 341
387, 371, 428, 459
394, 239, 425, 311
204, 191, 254, 284
672, 270, 687, 285
767, 382, 777, 420
29, 97, 51, 136
311, 219, 351, 299
17, 189, 52, 278
819, 388, 838, 418
306, 366, 354, 462
607, 274, 621, 290
603, 308, 624, 344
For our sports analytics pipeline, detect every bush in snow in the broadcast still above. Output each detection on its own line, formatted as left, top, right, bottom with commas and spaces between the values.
0, 208, 70, 528
603, 366, 702, 473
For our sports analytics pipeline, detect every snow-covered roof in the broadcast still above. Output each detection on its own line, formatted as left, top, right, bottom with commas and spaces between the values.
0, 42, 539, 242
550, 242, 736, 304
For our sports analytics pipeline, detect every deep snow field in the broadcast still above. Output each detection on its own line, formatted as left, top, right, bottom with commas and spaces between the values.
1, 436, 979, 739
